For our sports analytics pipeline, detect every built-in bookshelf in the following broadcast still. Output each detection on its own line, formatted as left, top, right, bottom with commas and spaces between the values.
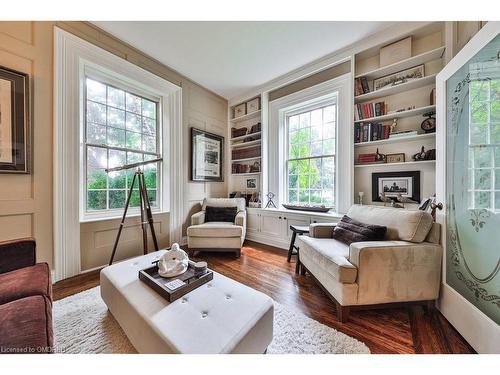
228, 95, 263, 203
353, 24, 445, 205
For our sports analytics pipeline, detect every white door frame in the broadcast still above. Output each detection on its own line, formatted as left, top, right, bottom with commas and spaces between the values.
436, 21, 500, 353
53, 28, 183, 282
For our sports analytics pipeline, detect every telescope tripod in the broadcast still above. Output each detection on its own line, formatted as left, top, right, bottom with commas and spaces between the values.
108, 168, 159, 265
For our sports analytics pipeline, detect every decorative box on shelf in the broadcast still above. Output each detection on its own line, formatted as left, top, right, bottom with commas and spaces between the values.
246, 97, 261, 114
233, 103, 246, 118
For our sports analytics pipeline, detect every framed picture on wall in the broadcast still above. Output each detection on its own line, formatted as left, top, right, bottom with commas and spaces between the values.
190, 127, 224, 182
372, 171, 420, 202
0, 66, 30, 174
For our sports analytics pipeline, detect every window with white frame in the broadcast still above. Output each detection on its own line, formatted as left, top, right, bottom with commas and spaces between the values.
468, 73, 500, 212
286, 102, 336, 206
84, 77, 160, 214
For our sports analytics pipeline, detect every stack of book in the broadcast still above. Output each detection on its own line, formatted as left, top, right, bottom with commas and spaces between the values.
355, 122, 391, 143
355, 101, 387, 120
389, 130, 418, 139
354, 77, 370, 96
357, 153, 379, 164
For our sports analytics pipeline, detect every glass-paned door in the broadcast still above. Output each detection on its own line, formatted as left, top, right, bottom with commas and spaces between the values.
445, 32, 500, 325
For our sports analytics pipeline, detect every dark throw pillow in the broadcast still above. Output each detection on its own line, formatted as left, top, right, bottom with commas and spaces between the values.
205, 206, 238, 223
332, 215, 387, 245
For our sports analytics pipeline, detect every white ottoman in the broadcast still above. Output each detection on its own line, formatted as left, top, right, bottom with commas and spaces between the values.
100, 250, 274, 353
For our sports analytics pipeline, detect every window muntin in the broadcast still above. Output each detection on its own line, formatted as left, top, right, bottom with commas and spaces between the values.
468, 76, 500, 212
286, 104, 336, 206
85, 77, 160, 213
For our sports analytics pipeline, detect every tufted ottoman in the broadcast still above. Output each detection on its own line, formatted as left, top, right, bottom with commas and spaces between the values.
100, 250, 274, 353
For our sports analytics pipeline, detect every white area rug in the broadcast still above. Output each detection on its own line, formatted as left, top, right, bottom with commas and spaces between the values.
53, 286, 370, 354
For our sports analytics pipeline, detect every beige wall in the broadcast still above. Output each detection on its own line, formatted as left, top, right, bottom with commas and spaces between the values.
0, 22, 53, 268
0, 21, 228, 272
269, 61, 351, 102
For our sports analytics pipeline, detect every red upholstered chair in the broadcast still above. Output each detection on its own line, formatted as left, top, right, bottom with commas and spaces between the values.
0, 238, 53, 354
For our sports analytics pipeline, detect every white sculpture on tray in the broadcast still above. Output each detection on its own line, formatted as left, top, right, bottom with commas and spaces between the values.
158, 243, 189, 278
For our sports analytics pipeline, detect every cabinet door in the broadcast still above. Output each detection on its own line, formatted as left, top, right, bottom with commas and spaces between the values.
260, 213, 283, 238
246, 211, 261, 235
310, 216, 338, 224
283, 215, 310, 240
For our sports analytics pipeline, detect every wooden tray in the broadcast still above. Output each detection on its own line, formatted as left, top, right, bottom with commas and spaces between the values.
139, 260, 213, 302
282, 204, 332, 213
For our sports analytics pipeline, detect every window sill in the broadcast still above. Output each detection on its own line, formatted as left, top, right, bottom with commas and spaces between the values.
80, 210, 169, 223
255, 206, 343, 218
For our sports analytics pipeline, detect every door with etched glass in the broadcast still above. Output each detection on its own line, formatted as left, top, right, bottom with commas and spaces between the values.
437, 22, 500, 352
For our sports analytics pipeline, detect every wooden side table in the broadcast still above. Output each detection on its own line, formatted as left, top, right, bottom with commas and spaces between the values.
287, 225, 309, 273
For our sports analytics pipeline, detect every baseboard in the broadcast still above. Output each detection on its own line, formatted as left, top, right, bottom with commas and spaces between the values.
246, 234, 289, 250
437, 283, 500, 353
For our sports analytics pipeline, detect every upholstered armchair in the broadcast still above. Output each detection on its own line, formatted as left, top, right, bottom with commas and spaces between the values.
187, 198, 247, 257
296, 205, 443, 322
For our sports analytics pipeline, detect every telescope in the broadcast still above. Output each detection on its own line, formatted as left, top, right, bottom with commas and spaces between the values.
106, 156, 163, 265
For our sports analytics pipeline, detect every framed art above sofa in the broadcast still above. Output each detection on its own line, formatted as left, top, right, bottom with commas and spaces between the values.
372, 171, 421, 203
0, 66, 30, 174
190, 127, 224, 182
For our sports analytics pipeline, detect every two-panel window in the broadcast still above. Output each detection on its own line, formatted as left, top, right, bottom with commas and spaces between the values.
286, 104, 336, 207
85, 77, 160, 214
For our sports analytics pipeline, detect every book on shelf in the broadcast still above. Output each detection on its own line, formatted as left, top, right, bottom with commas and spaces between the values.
354, 77, 370, 96
355, 101, 387, 121
354, 122, 391, 143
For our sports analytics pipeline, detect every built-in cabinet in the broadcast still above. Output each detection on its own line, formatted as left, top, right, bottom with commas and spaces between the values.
246, 208, 340, 249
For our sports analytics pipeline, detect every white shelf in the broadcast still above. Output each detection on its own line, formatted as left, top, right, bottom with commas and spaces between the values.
231, 139, 261, 149
354, 105, 435, 124
231, 172, 261, 176
230, 110, 261, 123
231, 156, 262, 163
230, 131, 261, 142
354, 160, 436, 168
355, 46, 445, 80
354, 74, 436, 103
354, 132, 435, 147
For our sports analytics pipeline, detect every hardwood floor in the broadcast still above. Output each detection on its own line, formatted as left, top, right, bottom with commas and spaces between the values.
53, 240, 475, 354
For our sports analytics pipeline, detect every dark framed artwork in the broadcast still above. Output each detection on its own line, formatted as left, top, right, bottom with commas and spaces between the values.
190, 127, 224, 182
0, 66, 30, 174
372, 171, 420, 202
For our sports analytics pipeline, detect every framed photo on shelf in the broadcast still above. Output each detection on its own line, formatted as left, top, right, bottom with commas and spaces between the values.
372, 171, 420, 202
246, 178, 257, 189
0, 66, 30, 174
191, 128, 224, 182
373, 64, 425, 91
386, 153, 405, 163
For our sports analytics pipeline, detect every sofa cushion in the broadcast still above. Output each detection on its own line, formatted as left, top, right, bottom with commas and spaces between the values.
0, 295, 53, 353
346, 205, 433, 243
297, 236, 357, 283
202, 198, 246, 212
0, 263, 52, 305
205, 206, 238, 223
332, 215, 387, 245
187, 222, 243, 238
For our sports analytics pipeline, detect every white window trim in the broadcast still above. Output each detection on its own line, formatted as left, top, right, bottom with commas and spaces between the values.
54, 28, 183, 281
267, 73, 353, 214
283, 97, 337, 207
81, 70, 164, 222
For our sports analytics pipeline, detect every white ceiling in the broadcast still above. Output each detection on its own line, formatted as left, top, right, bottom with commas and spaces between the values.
93, 21, 394, 99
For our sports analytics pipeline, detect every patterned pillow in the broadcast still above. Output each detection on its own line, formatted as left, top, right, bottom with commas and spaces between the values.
332, 215, 387, 245
205, 206, 238, 223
